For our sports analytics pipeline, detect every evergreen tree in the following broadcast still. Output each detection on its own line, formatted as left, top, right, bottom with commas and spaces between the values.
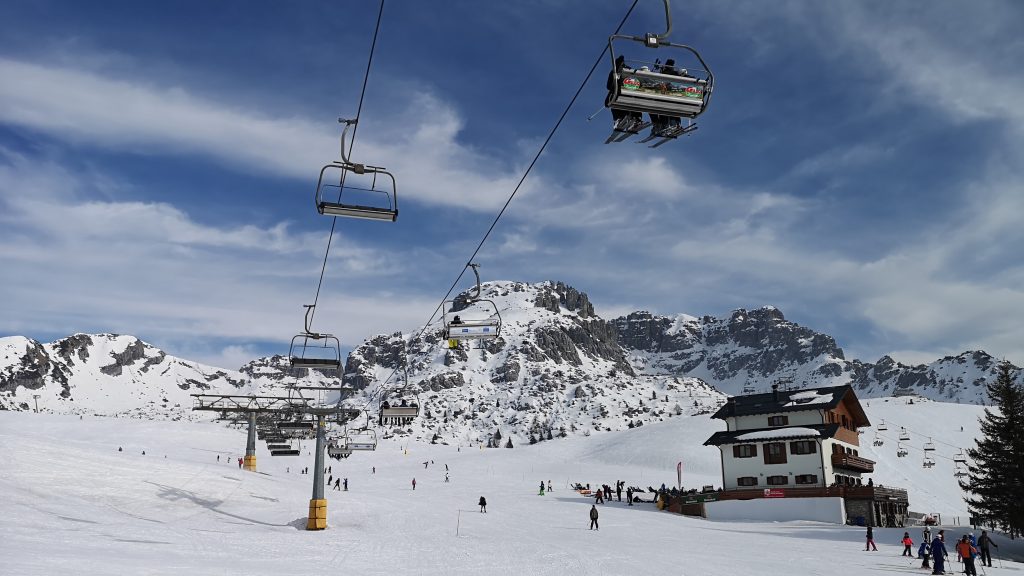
961, 361, 1024, 538
529, 434, 537, 445
505, 437, 514, 449
546, 429, 553, 441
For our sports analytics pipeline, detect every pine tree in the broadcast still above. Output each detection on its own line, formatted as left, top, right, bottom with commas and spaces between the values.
505, 437, 514, 449
961, 361, 1024, 538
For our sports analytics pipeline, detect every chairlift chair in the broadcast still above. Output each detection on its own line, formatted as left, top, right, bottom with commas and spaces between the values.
603, 0, 713, 148
443, 264, 502, 348
344, 428, 378, 451
922, 456, 935, 468
899, 427, 910, 441
289, 305, 343, 372
380, 398, 419, 426
327, 439, 353, 460
953, 449, 967, 464
315, 119, 398, 222
877, 420, 888, 432
873, 434, 884, 447
896, 443, 908, 458
923, 438, 935, 452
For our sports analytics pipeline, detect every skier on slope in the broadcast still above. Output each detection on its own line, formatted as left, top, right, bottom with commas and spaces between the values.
901, 532, 914, 556
539, 481, 545, 495
977, 530, 998, 568
931, 530, 949, 575
412, 478, 417, 490
479, 496, 487, 513
589, 505, 599, 530
865, 525, 878, 551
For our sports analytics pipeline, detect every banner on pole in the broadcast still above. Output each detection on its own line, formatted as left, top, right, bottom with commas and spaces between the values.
676, 460, 683, 489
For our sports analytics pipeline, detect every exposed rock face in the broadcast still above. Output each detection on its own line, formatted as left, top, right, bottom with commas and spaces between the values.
613, 307, 1019, 403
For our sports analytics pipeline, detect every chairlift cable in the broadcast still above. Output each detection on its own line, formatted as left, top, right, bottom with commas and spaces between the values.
361, 0, 641, 408
308, 0, 386, 333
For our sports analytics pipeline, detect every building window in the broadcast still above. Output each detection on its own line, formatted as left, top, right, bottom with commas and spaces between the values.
790, 440, 817, 455
764, 442, 787, 464
795, 474, 818, 485
737, 476, 758, 487
768, 415, 789, 427
767, 475, 788, 485
732, 444, 758, 458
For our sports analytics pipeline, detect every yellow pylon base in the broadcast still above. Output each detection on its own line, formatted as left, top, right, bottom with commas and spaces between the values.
306, 498, 327, 530
243, 455, 257, 471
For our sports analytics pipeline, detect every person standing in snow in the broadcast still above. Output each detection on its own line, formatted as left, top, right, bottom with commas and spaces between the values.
589, 505, 599, 530
902, 532, 914, 556
595, 489, 604, 504
237, 458, 242, 469
539, 481, 545, 495
956, 535, 978, 576
412, 478, 417, 490
479, 496, 487, 513
931, 530, 948, 575
372, 466, 376, 474
626, 487, 633, 506
423, 461, 429, 469
333, 478, 341, 491
217, 455, 220, 462
343, 478, 348, 491
547, 480, 553, 492
978, 530, 998, 568
616, 482, 622, 502
328, 475, 333, 486
865, 525, 878, 551
445, 473, 450, 483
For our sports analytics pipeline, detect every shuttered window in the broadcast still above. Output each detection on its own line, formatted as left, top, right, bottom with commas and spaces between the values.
790, 440, 817, 455
764, 442, 787, 464
767, 475, 788, 485
732, 444, 757, 458
737, 477, 758, 487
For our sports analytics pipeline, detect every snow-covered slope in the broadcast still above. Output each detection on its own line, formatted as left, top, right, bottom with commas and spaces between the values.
2, 405, 1020, 576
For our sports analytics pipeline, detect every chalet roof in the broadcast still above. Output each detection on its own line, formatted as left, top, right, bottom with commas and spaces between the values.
710, 384, 869, 426
703, 423, 841, 446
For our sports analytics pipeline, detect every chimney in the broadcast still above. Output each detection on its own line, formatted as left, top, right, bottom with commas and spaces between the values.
772, 383, 779, 402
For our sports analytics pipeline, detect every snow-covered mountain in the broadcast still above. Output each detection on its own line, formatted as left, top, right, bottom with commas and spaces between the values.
614, 307, 1021, 403
3, 281, 1020, 442
0, 334, 250, 419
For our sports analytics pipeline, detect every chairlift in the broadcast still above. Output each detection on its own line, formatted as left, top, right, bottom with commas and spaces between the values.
315, 118, 398, 221
953, 449, 967, 464
899, 427, 910, 441
443, 264, 502, 348
922, 456, 935, 468
380, 398, 419, 426
896, 443, 908, 458
289, 305, 342, 372
872, 434, 884, 447
877, 420, 888, 432
602, 0, 713, 148
344, 428, 378, 451
923, 437, 935, 452
327, 440, 352, 460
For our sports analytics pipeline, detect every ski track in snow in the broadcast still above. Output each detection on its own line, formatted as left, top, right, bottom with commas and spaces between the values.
1, 402, 1023, 575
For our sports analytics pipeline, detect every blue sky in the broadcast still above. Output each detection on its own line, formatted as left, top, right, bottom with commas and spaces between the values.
1, 0, 1023, 370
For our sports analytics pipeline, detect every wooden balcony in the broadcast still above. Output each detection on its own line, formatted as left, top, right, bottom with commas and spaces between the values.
831, 453, 875, 473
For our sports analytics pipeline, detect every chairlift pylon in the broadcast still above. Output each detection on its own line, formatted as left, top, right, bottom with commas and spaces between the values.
443, 263, 502, 348
315, 118, 398, 222
602, 0, 713, 148
289, 305, 343, 372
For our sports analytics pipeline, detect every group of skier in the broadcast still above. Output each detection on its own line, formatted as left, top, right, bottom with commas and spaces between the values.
880, 526, 1000, 574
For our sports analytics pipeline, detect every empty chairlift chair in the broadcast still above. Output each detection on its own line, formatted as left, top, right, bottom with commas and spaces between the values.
877, 420, 888, 432
314, 118, 398, 222
899, 427, 911, 441
603, 0, 713, 148
289, 305, 343, 373
953, 449, 967, 464
923, 437, 935, 452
